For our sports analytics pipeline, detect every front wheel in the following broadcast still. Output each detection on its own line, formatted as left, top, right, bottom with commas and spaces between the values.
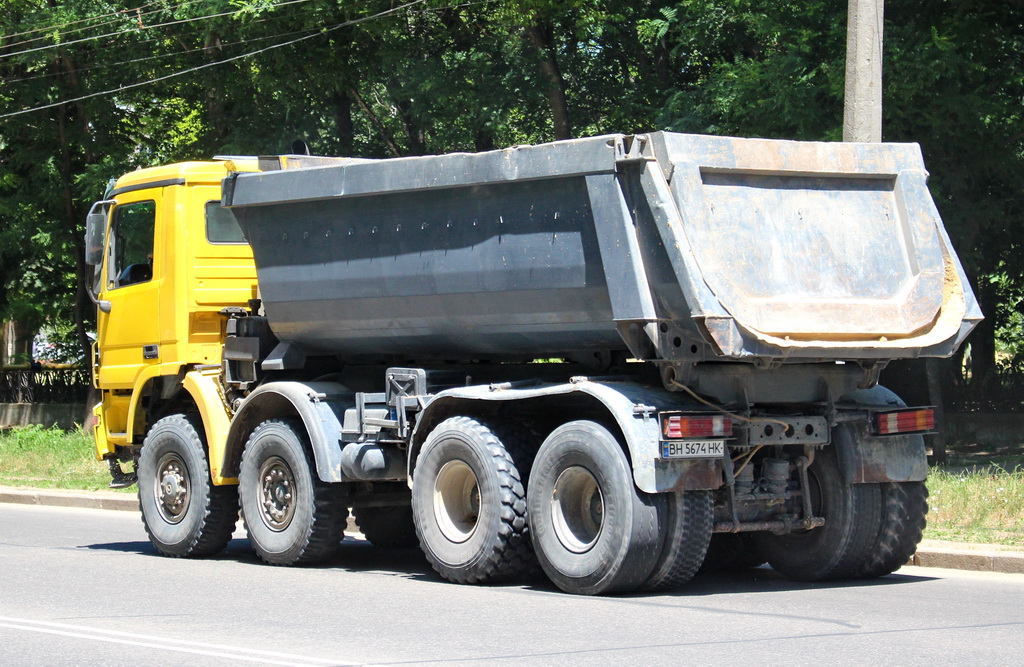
239, 419, 347, 565
528, 421, 662, 595
137, 414, 238, 557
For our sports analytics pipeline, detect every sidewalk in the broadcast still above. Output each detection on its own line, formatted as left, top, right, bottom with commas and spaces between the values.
3, 485, 1022, 575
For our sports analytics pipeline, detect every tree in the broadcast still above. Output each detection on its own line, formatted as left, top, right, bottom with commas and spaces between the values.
2, 0, 1020, 412
647, 0, 1024, 408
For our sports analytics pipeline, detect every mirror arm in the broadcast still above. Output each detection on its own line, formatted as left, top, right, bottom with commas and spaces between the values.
86, 283, 111, 313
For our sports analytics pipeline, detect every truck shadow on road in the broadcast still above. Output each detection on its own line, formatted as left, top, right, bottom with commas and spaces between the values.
659, 567, 937, 597
82, 535, 440, 581
83, 537, 937, 595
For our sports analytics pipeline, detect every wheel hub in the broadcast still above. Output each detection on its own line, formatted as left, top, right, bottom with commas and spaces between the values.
551, 465, 603, 553
258, 456, 296, 532
433, 459, 480, 543
154, 453, 189, 524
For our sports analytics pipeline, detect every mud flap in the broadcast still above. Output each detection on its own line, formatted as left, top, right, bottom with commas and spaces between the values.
833, 421, 928, 483
654, 457, 723, 491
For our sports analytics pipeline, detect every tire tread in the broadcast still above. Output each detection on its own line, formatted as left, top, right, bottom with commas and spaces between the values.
240, 418, 348, 566
859, 481, 928, 578
139, 413, 238, 558
642, 490, 713, 591
414, 416, 536, 585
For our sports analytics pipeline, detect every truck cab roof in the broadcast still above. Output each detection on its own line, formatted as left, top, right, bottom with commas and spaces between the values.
109, 159, 258, 198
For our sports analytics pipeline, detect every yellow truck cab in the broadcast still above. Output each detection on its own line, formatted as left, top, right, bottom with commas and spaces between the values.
87, 159, 258, 487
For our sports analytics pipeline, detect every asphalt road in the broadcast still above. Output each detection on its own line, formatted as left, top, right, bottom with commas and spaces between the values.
1, 503, 1022, 666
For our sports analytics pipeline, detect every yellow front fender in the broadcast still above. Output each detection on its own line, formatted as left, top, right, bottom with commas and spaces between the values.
182, 368, 238, 485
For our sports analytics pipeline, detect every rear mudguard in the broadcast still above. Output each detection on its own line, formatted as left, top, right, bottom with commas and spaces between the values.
834, 385, 928, 483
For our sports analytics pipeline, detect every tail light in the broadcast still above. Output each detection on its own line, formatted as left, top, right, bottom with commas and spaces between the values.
661, 414, 732, 439
874, 408, 935, 435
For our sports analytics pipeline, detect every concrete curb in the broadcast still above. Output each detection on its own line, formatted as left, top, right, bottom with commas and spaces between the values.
3, 486, 1021, 574
911, 540, 1024, 575
0, 486, 137, 512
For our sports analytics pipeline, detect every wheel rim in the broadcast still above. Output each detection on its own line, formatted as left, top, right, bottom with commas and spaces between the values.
154, 452, 190, 524
257, 456, 296, 532
551, 465, 603, 553
433, 459, 480, 543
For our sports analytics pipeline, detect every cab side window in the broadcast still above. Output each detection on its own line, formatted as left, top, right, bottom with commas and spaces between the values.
206, 201, 246, 244
110, 201, 155, 289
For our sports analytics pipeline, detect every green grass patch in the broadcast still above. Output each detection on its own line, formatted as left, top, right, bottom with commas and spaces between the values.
924, 465, 1024, 546
0, 425, 131, 492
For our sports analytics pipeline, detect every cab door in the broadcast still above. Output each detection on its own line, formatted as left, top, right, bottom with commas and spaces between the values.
95, 189, 164, 389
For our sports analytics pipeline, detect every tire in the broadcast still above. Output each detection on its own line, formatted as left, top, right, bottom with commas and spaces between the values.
528, 421, 663, 595
859, 481, 928, 578
239, 419, 348, 566
833, 386, 929, 577
641, 490, 713, 592
353, 506, 418, 549
412, 416, 534, 584
137, 414, 238, 558
752, 446, 882, 581
700, 533, 766, 572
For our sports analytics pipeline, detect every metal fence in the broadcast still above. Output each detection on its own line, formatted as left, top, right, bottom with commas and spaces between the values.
0, 370, 92, 404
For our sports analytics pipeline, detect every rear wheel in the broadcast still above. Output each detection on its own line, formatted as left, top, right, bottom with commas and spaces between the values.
752, 447, 882, 581
859, 481, 928, 577
239, 419, 347, 565
641, 490, 713, 591
137, 414, 238, 557
353, 506, 418, 549
412, 417, 534, 584
528, 421, 662, 595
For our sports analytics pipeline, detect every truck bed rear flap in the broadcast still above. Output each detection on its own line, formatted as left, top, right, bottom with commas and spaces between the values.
645, 133, 980, 358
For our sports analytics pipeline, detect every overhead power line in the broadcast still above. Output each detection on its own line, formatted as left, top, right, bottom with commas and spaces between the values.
0, 0, 428, 120
1, 0, 210, 50
0, 0, 313, 61
1, 0, 369, 85
2, 1, 166, 41
5, 22, 315, 85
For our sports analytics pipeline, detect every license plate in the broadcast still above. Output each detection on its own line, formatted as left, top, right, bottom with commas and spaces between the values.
660, 440, 725, 459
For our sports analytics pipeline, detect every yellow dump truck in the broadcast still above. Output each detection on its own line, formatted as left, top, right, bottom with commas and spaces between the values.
85, 133, 980, 595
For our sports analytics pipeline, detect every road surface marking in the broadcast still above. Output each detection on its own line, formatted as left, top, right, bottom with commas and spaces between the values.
0, 615, 358, 666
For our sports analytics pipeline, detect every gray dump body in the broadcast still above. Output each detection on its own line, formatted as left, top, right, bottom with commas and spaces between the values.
222, 132, 979, 364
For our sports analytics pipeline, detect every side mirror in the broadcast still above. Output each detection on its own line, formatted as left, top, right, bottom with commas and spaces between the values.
84, 200, 113, 267
84, 200, 114, 313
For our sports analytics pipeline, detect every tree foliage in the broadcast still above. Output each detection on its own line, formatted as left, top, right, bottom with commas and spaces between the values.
1, 0, 1021, 406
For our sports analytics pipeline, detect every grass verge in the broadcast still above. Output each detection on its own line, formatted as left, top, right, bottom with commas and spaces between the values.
2, 426, 1023, 547
924, 465, 1024, 546
0, 425, 132, 492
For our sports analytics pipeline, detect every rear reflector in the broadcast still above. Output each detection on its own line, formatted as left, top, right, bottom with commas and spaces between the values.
662, 414, 732, 439
875, 408, 935, 435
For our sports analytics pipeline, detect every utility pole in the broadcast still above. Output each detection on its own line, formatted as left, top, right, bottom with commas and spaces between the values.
844, 0, 949, 462
843, 0, 884, 142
